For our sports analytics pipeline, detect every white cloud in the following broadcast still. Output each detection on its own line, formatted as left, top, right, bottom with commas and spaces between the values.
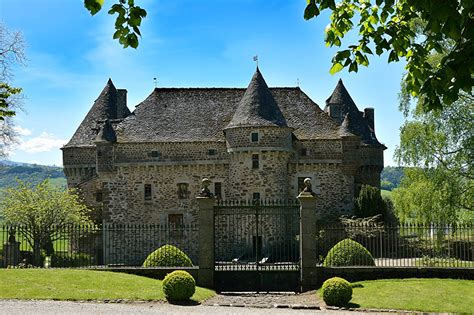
18, 132, 67, 153
13, 126, 32, 136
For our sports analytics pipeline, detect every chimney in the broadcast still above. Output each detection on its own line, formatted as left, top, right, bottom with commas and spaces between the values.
117, 89, 128, 118
363, 107, 374, 131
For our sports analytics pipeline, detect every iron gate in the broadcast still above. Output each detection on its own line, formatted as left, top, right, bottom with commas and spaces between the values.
214, 200, 300, 292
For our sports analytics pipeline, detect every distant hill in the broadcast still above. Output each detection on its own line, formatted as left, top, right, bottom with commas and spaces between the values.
381, 166, 405, 191
0, 161, 67, 189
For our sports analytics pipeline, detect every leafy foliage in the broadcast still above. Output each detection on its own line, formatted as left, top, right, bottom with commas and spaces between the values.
321, 277, 353, 307
393, 91, 473, 224
162, 270, 196, 301
304, 0, 473, 112
354, 185, 387, 220
0, 180, 92, 264
84, 0, 147, 48
323, 238, 375, 266
381, 166, 405, 191
142, 244, 193, 267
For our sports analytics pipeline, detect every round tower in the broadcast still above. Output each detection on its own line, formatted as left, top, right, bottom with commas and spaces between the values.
224, 68, 293, 200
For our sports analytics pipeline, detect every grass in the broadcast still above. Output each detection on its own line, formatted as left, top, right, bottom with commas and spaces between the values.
345, 278, 474, 313
0, 269, 215, 302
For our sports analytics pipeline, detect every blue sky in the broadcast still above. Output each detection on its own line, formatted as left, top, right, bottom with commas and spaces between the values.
2, 0, 405, 166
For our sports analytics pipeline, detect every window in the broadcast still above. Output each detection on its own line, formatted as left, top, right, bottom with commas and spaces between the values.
300, 148, 308, 156
252, 192, 261, 201
177, 183, 189, 199
95, 191, 103, 202
214, 182, 222, 199
169, 214, 184, 237
207, 149, 217, 156
151, 151, 161, 158
251, 132, 259, 142
144, 184, 152, 201
252, 154, 259, 169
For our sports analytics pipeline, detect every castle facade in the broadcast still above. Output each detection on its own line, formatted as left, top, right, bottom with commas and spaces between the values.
62, 68, 385, 224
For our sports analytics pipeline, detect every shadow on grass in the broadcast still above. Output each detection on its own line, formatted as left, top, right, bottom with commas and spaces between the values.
166, 299, 201, 306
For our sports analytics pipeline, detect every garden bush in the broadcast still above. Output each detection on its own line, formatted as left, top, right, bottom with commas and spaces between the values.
321, 277, 352, 306
323, 238, 375, 266
162, 270, 196, 301
142, 244, 192, 267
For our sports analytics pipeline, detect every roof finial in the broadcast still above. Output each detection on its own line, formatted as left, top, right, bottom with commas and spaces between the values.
153, 77, 158, 88
296, 78, 300, 87
253, 55, 259, 68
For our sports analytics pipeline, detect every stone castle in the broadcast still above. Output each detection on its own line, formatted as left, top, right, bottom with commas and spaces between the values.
62, 68, 385, 224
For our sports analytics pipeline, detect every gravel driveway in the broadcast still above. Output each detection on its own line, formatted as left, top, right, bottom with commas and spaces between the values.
0, 300, 382, 315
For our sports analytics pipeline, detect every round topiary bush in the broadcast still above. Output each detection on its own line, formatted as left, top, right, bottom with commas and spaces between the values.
142, 244, 193, 267
323, 238, 375, 266
162, 270, 196, 301
321, 277, 352, 306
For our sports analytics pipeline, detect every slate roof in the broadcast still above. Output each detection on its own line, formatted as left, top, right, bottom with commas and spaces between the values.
95, 119, 117, 143
65, 72, 385, 147
65, 79, 130, 147
226, 68, 287, 128
325, 79, 384, 147
112, 86, 343, 143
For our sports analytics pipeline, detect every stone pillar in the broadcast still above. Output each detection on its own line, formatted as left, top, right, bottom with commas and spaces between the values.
197, 195, 215, 288
297, 178, 318, 291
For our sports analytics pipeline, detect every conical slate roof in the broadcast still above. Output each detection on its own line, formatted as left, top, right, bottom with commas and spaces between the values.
95, 119, 117, 143
325, 79, 384, 147
338, 113, 355, 137
65, 79, 130, 147
225, 68, 287, 128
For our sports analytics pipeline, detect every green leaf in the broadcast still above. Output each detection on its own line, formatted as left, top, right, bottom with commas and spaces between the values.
304, 3, 319, 20
84, 0, 104, 15
349, 61, 358, 72
329, 62, 344, 75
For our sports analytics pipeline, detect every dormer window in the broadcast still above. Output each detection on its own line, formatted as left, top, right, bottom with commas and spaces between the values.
251, 132, 259, 143
301, 148, 308, 156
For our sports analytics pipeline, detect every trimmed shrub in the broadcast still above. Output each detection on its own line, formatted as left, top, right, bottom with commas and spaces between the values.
162, 270, 196, 301
321, 277, 352, 306
143, 244, 192, 267
323, 238, 375, 266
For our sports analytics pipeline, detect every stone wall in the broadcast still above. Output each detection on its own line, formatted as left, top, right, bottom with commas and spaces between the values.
225, 127, 293, 151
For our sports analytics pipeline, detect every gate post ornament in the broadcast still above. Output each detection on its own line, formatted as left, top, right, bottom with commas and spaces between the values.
299, 177, 315, 197
199, 178, 213, 198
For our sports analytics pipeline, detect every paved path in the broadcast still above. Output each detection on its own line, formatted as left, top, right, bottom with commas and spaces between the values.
0, 300, 384, 315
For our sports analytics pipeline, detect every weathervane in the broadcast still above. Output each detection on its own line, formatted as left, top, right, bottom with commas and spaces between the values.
296, 78, 300, 87
253, 55, 259, 67
153, 77, 158, 88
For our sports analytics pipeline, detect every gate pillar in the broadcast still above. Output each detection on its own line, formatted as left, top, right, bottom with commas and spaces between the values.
197, 186, 215, 289
298, 178, 318, 291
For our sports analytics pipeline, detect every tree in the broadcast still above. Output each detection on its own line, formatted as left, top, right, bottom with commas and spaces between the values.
353, 185, 387, 220
0, 23, 25, 158
0, 180, 92, 265
392, 93, 473, 224
303, 0, 473, 112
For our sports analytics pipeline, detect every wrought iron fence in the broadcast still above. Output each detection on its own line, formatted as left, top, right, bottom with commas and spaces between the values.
317, 222, 473, 268
0, 224, 198, 268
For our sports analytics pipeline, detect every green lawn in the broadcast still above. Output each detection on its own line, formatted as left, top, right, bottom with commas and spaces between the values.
347, 278, 474, 313
0, 269, 215, 302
